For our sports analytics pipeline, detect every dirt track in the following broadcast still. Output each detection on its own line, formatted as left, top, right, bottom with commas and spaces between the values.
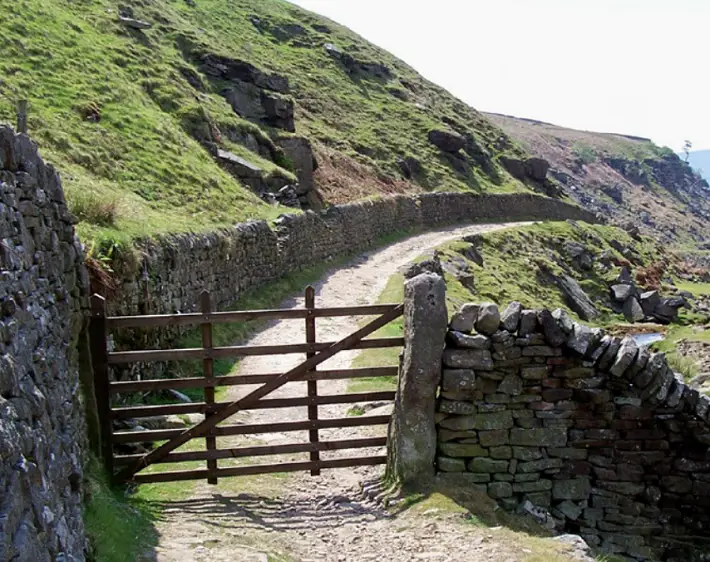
144, 221, 590, 562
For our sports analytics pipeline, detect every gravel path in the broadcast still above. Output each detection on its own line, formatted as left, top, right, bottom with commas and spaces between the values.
144, 221, 593, 562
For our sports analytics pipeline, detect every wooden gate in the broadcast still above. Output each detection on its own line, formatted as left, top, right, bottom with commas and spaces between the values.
89, 287, 403, 485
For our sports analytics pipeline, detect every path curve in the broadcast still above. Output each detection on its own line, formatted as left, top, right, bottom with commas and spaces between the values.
150, 221, 582, 562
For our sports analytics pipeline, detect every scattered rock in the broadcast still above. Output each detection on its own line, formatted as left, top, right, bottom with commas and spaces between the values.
275, 136, 317, 195
427, 130, 466, 153
324, 43, 392, 79
525, 158, 550, 181
119, 14, 152, 29
610, 283, 635, 302
555, 275, 600, 321
623, 297, 645, 322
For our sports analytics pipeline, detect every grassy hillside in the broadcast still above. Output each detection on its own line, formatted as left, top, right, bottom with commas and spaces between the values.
1, 0, 532, 252
487, 114, 710, 247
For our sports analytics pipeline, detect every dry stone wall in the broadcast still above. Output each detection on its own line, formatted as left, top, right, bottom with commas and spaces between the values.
0, 126, 90, 561
105, 193, 597, 375
437, 301, 710, 561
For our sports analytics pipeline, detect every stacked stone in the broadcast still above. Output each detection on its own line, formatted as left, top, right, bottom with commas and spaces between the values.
436, 300, 710, 561
103, 192, 597, 382
1, 126, 89, 560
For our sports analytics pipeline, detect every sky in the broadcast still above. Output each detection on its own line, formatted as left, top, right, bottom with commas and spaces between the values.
289, 0, 710, 152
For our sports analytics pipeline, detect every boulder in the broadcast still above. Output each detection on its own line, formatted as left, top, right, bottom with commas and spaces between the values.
427, 130, 465, 153
611, 283, 635, 302
653, 297, 684, 324
500, 157, 527, 181
623, 297, 645, 322
275, 136, 316, 194
476, 303, 501, 336
616, 266, 634, 285
556, 275, 600, 321
404, 252, 444, 279
222, 82, 295, 132
525, 158, 550, 181
397, 156, 423, 179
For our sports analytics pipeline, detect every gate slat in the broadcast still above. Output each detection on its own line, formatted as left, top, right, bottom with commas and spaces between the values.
112, 415, 392, 444
131, 456, 388, 484
106, 304, 401, 329
113, 305, 403, 483
114, 437, 387, 465
107, 337, 404, 364
111, 391, 396, 420
305, 286, 320, 476
200, 291, 218, 485
109, 366, 399, 394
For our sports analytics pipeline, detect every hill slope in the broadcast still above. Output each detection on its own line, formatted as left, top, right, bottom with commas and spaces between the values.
1, 0, 538, 249
487, 113, 710, 246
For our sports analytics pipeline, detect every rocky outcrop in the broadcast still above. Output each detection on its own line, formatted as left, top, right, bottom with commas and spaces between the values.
428, 130, 466, 153
0, 127, 90, 561
200, 53, 295, 132
324, 43, 392, 80
275, 136, 317, 199
435, 300, 710, 561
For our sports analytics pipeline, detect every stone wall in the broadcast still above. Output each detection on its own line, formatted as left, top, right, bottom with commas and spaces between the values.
104, 192, 597, 371
0, 126, 90, 561
436, 300, 710, 560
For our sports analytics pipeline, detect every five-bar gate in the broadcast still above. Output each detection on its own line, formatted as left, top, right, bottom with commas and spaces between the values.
89, 287, 403, 485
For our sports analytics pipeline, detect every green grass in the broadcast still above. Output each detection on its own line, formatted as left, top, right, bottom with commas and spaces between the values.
436, 221, 661, 325
1, 0, 529, 251
84, 460, 159, 562
651, 324, 710, 382
348, 272, 404, 392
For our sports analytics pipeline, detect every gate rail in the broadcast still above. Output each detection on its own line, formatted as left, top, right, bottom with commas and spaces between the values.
90, 288, 403, 485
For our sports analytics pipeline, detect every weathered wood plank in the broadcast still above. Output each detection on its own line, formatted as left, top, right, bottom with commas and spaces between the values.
200, 291, 218, 485
131, 456, 388, 483
112, 415, 392, 444
107, 337, 404, 364
106, 304, 401, 329
109, 367, 398, 394
305, 286, 320, 476
110, 391, 396, 419
89, 295, 113, 480
114, 437, 387, 465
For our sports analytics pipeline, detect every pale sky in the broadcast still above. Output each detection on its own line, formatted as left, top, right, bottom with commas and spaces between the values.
289, 0, 710, 151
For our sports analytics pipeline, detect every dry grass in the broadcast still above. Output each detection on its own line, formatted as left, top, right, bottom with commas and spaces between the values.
68, 190, 120, 227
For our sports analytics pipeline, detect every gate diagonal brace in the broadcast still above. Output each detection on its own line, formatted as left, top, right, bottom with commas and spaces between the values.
114, 304, 404, 483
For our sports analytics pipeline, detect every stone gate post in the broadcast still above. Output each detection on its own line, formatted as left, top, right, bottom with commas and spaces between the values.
386, 273, 447, 487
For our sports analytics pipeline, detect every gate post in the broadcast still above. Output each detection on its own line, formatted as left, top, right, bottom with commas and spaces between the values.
387, 273, 447, 487
89, 294, 114, 481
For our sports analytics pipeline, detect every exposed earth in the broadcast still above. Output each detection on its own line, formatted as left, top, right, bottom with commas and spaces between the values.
140, 222, 594, 562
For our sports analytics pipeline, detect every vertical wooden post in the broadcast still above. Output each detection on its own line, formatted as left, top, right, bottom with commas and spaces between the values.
16, 100, 28, 134
89, 294, 114, 481
201, 291, 218, 485
305, 286, 320, 475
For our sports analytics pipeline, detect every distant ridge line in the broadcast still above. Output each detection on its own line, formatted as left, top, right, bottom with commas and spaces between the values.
484, 112, 653, 143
